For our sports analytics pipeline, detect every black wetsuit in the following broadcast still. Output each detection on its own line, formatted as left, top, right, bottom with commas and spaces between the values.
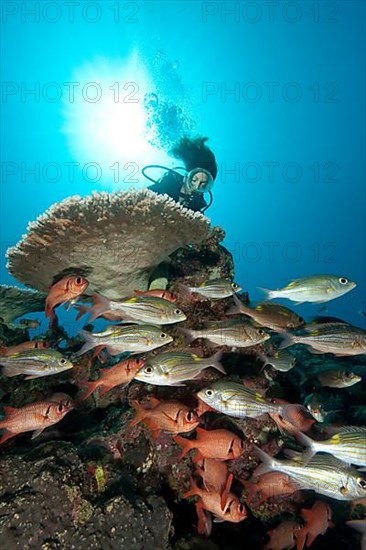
148, 172, 207, 213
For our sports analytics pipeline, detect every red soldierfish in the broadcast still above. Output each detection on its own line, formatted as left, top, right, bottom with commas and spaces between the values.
269, 398, 316, 435
183, 477, 247, 536
195, 458, 233, 510
45, 275, 89, 320
0, 398, 73, 444
79, 358, 145, 400
195, 458, 231, 494
296, 501, 334, 550
264, 520, 302, 550
0, 340, 48, 355
130, 398, 199, 439
174, 427, 245, 461
240, 472, 299, 505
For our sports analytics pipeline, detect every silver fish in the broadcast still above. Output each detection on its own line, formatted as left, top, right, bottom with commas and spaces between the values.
260, 349, 296, 372
304, 393, 329, 423
134, 350, 225, 386
228, 295, 304, 331
76, 325, 173, 356
179, 318, 270, 348
197, 380, 302, 420
346, 520, 366, 550
80, 293, 187, 325
317, 370, 361, 388
280, 323, 366, 356
254, 446, 366, 501
296, 427, 366, 467
260, 275, 356, 304
179, 279, 242, 299
0, 349, 73, 379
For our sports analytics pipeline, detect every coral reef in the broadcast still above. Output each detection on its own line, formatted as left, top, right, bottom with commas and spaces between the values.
0, 285, 46, 324
0, 210, 365, 549
6, 190, 211, 299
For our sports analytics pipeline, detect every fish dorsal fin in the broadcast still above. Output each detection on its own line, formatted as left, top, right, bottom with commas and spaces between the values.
124, 296, 139, 304
335, 426, 366, 435
286, 280, 301, 289
308, 453, 352, 470
3, 405, 18, 415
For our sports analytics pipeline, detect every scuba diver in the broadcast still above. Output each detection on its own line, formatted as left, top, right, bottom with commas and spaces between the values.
142, 136, 217, 213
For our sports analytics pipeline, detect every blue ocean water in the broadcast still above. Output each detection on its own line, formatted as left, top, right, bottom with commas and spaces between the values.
1, 0, 365, 331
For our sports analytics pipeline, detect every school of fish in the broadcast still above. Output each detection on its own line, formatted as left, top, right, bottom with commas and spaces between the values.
1, 272, 365, 548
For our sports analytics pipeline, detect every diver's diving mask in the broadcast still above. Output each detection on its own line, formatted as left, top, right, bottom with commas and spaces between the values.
185, 168, 214, 194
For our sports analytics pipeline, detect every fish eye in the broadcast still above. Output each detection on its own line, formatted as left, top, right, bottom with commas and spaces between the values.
345, 372, 353, 378
238, 503, 244, 514
186, 411, 194, 421
175, 309, 182, 315
60, 358, 67, 364
144, 366, 153, 374
339, 277, 348, 285
76, 276, 83, 284
58, 403, 64, 412
160, 333, 167, 339
258, 329, 265, 335
205, 389, 214, 397
357, 478, 366, 489
232, 283, 238, 289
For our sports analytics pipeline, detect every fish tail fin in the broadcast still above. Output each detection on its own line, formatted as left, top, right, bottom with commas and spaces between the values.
79, 379, 100, 400
294, 431, 316, 463
177, 283, 193, 301
75, 330, 97, 356
252, 445, 275, 477
1, 367, 23, 378
74, 304, 92, 321
195, 502, 212, 536
0, 430, 16, 444
257, 287, 276, 299
99, 385, 117, 397
295, 527, 307, 550
129, 400, 147, 427
88, 293, 111, 322
183, 477, 201, 499
209, 350, 226, 374
177, 327, 197, 346
279, 333, 296, 350
173, 434, 193, 458
226, 294, 246, 316
45, 298, 53, 319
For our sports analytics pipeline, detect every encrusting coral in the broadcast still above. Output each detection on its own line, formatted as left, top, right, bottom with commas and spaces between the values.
0, 285, 46, 324
6, 190, 212, 299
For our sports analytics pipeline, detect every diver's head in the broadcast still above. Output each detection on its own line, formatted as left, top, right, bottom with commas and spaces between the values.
184, 167, 214, 194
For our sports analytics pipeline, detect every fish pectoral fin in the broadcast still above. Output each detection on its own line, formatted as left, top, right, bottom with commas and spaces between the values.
162, 410, 179, 423
339, 485, 348, 496
212, 516, 225, 523
31, 428, 45, 439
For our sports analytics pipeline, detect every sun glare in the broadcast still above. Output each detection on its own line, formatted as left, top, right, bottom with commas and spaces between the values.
62, 52, 171, 190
